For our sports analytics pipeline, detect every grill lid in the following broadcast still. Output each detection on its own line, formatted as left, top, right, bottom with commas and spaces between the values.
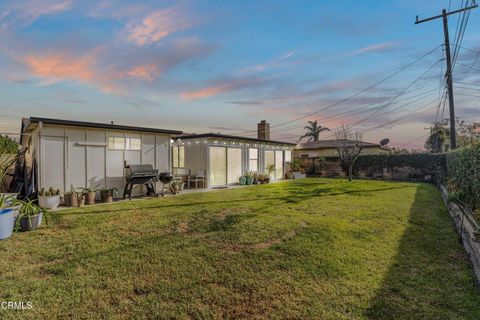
127, 164, 155, 175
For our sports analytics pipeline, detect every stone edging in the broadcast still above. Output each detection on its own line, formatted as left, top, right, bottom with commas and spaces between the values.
439, 185, 480, 290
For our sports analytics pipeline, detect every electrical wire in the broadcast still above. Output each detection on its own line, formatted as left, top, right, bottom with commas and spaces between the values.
230, 45, 442, 135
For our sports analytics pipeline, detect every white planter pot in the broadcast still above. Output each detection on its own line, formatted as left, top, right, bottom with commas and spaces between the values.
0, 208, 14, 240
293, 172, 306, 179
38, 195, 60, 209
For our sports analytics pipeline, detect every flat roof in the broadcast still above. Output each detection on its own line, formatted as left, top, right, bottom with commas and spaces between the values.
175, 133, 296, 146
24, 117, 183, 135
296, 139, 383, 150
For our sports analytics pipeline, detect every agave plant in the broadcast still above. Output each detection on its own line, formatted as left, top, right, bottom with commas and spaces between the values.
11, 198, 48, 231
0, 194, 15, 208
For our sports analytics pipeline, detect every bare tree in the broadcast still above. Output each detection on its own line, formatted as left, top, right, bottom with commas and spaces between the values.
335, 125, 364, 182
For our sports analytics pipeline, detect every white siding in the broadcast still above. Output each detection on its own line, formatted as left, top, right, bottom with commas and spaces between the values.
66, 128, 86, 188
40, 126, 65, 190
155, 135, 170, 173
142, 134, 155, 165
36, 124, 173, 198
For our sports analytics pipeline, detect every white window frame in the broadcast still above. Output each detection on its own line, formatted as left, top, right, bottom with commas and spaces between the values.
172, 146, 185, 168
248, 148, 259, 172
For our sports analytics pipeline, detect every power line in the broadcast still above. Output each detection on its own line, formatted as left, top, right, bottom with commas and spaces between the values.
398, 133, 430, 149
270, 85, 440, 134
415, 2, 478, 149
231, 45, 443, 135
349, 59, 442, 128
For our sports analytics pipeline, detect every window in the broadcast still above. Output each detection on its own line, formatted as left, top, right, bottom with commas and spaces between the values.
285, 150, 292, 163
172, 146, 185, 168
126, 138, 141, 150
108, 137, 125, 150
108, 137, 141, 150
249, 148, 258, 172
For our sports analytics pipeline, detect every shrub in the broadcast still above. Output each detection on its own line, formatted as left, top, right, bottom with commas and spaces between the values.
353, 153, 446, 171
446, 143, 480, 209
0, 135, 19, 154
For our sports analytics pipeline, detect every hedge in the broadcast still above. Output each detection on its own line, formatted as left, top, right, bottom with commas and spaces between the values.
446, 143, 480, 210
353, 153, 446, 171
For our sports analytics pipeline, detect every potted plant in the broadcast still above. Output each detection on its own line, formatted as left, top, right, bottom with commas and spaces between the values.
64, 185, 78, 207
38, 187, 61, 209
170, 180, 184, 195
100, 187, 118, 203
79, 184, 101, 205
288, 159, 306, 179
246, 171, 255, 185
239, 175, 247, 185
12, 198, 48, 232
0, 194, 15, 240
78, 194, 85, 207
266, 164, 276, 180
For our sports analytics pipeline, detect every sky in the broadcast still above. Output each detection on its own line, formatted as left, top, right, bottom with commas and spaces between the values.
0, 0, 479, 149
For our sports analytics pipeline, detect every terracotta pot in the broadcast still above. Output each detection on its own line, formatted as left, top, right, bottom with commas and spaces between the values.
100, 190, 113, 203
65, 193, 78, 207
84, 192, 96, 205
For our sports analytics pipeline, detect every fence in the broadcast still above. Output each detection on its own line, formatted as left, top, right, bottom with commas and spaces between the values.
297, 153, 446, 183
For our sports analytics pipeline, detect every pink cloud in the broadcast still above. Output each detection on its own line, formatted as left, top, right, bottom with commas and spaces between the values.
182, 77, 267, 100
182, 84, 233, 100
126, 64, 159, 81
126, 8, 191, 46
24, 53, 96, 82
21, 52, 122, 93
352, 42, 398, 55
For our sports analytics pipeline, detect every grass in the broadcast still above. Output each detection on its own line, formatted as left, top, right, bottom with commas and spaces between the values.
1, 178, 479, 319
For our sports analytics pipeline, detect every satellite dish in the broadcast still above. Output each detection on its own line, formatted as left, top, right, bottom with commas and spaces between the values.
380, 138, 390, 146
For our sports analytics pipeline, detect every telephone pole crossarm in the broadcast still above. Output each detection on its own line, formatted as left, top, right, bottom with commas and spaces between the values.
414, 3, 478, 149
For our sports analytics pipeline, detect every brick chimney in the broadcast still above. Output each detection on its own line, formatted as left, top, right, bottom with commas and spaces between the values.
257, 120, 270, 140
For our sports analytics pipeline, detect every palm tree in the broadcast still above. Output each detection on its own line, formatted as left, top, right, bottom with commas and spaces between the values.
299, 121, 330, 142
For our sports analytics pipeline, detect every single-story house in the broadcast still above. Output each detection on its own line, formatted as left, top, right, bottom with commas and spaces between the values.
19, 117, 182, 197
294, 139, 390, 158
173, 121, 296, 187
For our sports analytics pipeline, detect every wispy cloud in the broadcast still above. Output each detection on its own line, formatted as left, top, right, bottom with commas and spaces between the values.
240, 51, 294, 74
126, 8, 191, 46
0, 0, 72, 29
182, 76, 269, 100
352, 42, 398, 55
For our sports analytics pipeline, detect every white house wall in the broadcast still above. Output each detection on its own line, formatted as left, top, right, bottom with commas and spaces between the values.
38, 124, 173, 198
177, 138, 294, 187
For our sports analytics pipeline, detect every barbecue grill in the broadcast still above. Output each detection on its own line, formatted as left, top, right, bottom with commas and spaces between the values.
123, 164, 159, 199
158, 172, 174, 196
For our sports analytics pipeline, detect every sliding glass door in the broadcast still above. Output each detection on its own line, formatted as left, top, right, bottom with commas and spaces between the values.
275, 150, 284, 180
227, 148, 242, 184
209, 147, 227, 186
265, 150, 285, 180
209, 146, 243, 186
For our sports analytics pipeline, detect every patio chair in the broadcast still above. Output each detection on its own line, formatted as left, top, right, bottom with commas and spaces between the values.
188, 170, 207, 189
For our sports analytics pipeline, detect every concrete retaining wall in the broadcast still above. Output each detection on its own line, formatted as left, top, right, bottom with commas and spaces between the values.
440, 185, 480, 290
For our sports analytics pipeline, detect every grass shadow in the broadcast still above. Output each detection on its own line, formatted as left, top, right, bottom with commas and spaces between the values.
364, 184, 480, 319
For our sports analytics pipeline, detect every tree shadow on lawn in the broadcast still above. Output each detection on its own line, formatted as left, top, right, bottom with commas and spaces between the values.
364, 184, 480, 320
59, 185, 414, 217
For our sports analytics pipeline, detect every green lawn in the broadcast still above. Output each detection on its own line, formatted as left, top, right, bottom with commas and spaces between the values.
1, 178, 479, 319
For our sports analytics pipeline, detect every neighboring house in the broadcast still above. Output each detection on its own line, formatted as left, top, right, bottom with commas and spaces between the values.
19, 117, 182, 197
173, 121, 295, 187
294, 139, 390, 158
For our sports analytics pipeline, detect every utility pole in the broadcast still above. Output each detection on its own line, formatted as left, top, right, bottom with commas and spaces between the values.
415, 1, 478, 149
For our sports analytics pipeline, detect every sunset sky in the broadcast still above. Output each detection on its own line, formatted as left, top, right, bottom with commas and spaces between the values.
0, 0, 479, 149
